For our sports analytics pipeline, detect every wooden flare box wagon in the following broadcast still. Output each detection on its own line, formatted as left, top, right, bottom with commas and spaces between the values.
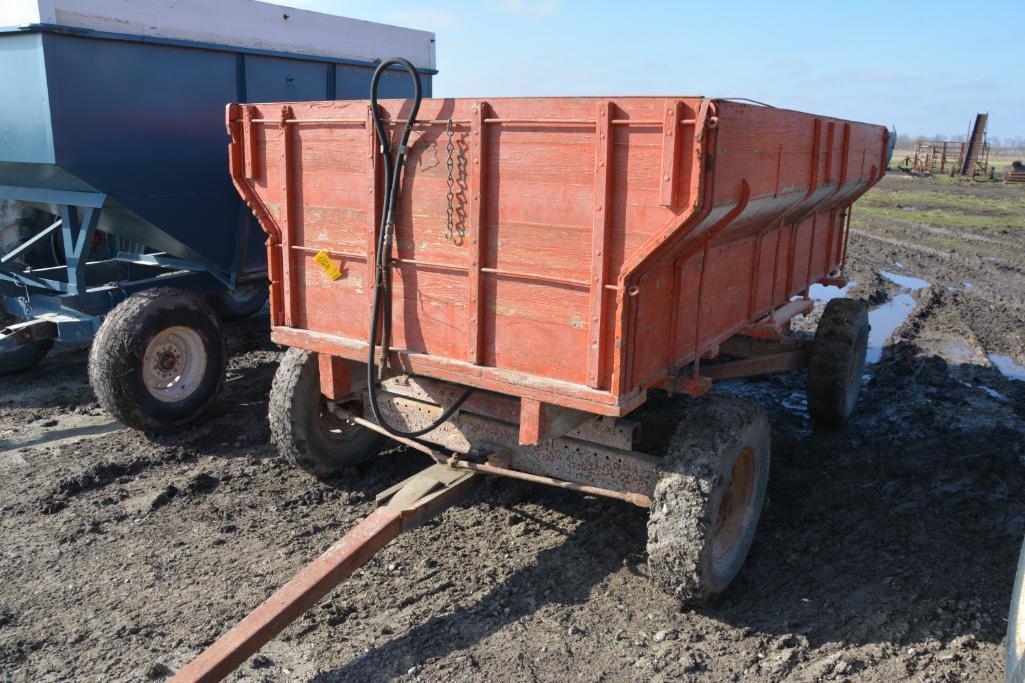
228, 91, 887, 588
175, 88, 886, 680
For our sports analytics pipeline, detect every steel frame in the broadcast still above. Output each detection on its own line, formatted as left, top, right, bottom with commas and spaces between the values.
0, 202, 227, 349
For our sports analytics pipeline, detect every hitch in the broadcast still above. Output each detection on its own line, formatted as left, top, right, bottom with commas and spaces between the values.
171, 464, 478, 682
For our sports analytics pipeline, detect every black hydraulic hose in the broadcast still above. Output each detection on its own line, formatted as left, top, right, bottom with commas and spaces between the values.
365, 58, 474, 437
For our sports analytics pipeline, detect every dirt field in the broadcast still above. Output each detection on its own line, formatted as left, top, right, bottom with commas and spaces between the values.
2, 172, 1025, 682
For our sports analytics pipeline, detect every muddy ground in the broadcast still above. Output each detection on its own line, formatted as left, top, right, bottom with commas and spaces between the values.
2, 173, 1025, 682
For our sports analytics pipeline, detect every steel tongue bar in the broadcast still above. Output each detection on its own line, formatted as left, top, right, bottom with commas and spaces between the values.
170, 464, 479, 682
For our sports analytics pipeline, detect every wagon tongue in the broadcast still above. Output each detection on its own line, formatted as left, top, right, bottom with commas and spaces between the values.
170, 465, 479, 682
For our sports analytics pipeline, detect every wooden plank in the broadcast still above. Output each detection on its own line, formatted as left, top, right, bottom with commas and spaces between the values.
242, 106, 257, 179
587, 100, 613, 388
467, 102, 487, 364
318, 354, 351, 399
279, 105, 296, 328
365, 105, 378, 323
658, 100, 684, 206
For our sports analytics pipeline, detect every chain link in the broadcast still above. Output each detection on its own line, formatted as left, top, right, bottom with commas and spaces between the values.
445, 118, 456, 241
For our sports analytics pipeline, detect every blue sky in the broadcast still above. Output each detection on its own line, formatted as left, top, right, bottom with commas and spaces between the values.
286, 0, 1024, 141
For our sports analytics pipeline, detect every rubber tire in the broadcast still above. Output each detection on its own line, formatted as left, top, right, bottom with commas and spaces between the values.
205, 282, 269, 321
88, 287, 226, 432
647, 397, 771, 604
1008, 537, 1025, 683
0, 315, 52, 375
807, 298, 870, 428
269, 348, 384, 477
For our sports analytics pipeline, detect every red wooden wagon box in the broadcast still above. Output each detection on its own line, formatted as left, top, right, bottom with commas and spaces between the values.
176, 80, 888, 680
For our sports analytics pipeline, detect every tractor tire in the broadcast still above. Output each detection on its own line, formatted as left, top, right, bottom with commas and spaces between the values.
647, 397, 771, 604
0, 314, 52, 375
206, 282, 269, 321
269, 348, 384, 478
807, 298, 870, 428
89, 288, 226, 432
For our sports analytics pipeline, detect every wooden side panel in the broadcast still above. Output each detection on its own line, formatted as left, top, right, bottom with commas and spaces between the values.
230, 96, 888, 413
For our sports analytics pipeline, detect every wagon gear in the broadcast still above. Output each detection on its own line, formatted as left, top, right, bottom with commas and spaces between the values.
176, 58, 890, 680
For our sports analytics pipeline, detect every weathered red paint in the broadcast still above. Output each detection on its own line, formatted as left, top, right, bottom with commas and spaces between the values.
227, 97, 888, 416
318, 353, 351, 400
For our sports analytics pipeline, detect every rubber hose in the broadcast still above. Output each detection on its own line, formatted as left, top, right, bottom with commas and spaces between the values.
366, 58, 474, 437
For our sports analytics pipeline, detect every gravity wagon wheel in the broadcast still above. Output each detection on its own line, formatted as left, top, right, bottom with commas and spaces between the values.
269, 348, 384, 478
205, 282, 269, 321
88, 287, 227, 432
647, 397, 771, 604
0, 314, 53, 375
807, 298, 870, 428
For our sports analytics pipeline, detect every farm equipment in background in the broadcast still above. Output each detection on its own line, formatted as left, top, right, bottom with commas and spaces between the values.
170, 60, 890, 680
0, 0, 434, 431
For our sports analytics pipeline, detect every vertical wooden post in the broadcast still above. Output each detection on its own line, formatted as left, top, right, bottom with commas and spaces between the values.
366, 105, 379, 324
587, 100, 614, 388
824, 121, 835, 185
467, 102, 488, 364
659, 100, 684, 207
243, 106, 258, 179
278, 105, 296, 327
838, 124, 851, 188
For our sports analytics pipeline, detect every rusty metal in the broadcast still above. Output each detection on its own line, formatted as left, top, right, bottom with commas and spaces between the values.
361, 388, 662, 499
170, 465, 478, 682
960, 113, 990, 177
348, 414, 652, 507
701, 349, 810, 381
741, 298, 814, 340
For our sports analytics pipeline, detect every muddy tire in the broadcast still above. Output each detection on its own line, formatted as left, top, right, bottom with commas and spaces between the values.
0, 314, 53, 375
205, 282, 269, 321
647, 397, 771, 604
89, 288, 226, 432
269, 348, 384, 477
807, 298, 869, 428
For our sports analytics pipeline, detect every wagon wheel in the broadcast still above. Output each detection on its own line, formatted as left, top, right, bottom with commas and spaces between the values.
269, 348, 384, 478
89, 287, 227, 432
205, 282, 269, 321
647, 397, 771, 604
806, 298, 869, 428
0, 313, 53, 375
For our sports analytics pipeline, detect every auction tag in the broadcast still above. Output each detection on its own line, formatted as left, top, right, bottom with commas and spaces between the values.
313, 250, 343, 281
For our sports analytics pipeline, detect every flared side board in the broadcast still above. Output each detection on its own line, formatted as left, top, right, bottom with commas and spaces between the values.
228, 97, 887, 414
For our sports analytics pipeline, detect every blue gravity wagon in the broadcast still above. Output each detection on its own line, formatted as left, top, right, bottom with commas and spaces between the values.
0, 0, 434, 430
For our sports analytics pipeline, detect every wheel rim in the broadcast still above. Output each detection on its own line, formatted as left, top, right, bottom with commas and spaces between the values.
316, 395, 366, 444
712, 446, 757, 564
142, 326, 207, 403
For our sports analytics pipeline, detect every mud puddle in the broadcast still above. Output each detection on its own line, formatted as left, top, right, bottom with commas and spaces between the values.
990, 354, 1025, 381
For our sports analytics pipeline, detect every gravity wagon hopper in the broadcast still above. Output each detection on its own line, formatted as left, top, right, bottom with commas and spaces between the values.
172, 60, 890, 679
0, 0, 433, 432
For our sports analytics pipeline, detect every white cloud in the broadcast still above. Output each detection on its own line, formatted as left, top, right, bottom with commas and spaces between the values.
491, 0, 558, 19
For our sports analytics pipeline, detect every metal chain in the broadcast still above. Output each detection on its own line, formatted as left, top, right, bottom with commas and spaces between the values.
445, 118, 455, 240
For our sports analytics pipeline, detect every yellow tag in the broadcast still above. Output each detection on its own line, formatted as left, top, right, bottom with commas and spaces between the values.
313, 250, 343, 281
